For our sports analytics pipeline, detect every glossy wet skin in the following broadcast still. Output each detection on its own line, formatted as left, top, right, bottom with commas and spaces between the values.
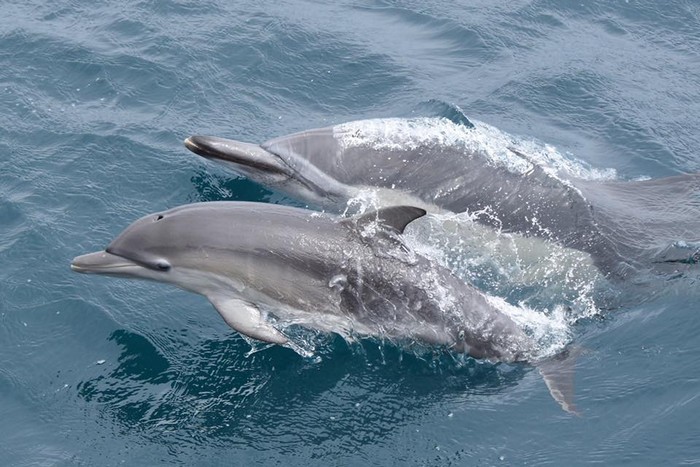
72, 201, 588, 413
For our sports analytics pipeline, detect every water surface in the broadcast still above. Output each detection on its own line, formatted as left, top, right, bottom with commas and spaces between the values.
1, 1, 699, 465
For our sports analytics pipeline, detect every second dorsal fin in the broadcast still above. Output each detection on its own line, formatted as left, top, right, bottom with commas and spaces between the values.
343, 206, 427, 234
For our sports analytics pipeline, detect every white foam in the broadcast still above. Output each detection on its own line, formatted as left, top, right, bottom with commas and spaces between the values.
400, 211, 608, 358
334, 117, 617, 181
343, 188, 383, 216
404, 212, 603, 291
485, 295, 571, 360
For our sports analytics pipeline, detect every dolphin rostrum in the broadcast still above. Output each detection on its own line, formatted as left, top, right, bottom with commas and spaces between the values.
184, 118, 700, 279
71, 201, 577, 413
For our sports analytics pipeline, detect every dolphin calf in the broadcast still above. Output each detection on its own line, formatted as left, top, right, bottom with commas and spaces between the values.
71, 201, 576, 412
184, 118, 700, 279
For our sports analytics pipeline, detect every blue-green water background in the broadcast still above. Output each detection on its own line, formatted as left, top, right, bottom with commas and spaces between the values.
2, 1, 700, 465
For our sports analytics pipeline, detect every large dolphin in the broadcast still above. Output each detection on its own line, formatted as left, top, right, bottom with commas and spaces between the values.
71, 201, 576, 413
184, 118, 700, 279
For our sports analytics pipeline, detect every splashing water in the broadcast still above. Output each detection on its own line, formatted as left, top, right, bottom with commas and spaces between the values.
335, 117, 619, 182
263, 195, 598, 362
400, 212, 606, 360
484, 296, 572, 361
403, 212, 607, 311
328, 115, 626, 360
252, 117, 620, 361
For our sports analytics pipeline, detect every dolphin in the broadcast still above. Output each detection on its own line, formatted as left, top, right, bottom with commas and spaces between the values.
184, 118, 700, 279
71, 201, 577, 413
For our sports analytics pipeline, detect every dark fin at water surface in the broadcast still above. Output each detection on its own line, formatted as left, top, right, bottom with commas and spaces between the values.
412, 100, 475, 129
346, 206, 427, 234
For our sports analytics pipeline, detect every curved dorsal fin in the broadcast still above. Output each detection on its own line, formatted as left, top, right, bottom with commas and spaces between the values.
343, 206, 427, 234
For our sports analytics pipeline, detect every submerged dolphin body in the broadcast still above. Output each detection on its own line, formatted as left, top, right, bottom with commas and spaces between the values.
185, 118, 700, 279
71, 201, 576, 412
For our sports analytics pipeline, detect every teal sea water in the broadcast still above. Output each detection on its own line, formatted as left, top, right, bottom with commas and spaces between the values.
2, 1, 700, 465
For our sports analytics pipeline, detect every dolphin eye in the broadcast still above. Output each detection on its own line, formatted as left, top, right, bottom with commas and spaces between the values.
155, 215, 164, 221
155, 260, 171, 271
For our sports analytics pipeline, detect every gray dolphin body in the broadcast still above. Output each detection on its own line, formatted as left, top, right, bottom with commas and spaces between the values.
185, 118, 700, 279
71, 202, 533, 361
71, 201, 578, 412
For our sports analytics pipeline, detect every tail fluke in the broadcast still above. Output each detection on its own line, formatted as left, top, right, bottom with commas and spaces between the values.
536, 347, 582, 415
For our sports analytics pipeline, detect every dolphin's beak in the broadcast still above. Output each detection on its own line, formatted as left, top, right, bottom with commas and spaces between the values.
70, 251, 138, 275
184, 135, 289, 175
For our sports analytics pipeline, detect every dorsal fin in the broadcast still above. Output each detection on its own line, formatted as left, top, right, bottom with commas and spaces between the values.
343, 206, 427, 234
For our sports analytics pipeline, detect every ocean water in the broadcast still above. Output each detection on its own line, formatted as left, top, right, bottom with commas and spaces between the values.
2, 0, 700, 465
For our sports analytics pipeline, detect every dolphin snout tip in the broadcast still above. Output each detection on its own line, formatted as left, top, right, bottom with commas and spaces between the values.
70, 259, 87, 273
183, 136, 198, 151
183, 135, 219, 160
70, 254, 91, 273
70, 251, 129, 275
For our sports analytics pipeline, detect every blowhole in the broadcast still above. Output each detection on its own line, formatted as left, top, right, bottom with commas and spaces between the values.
155, 215, 164, 221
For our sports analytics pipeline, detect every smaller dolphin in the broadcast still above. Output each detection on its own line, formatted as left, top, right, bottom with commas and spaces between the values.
71, 201, 576, 413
